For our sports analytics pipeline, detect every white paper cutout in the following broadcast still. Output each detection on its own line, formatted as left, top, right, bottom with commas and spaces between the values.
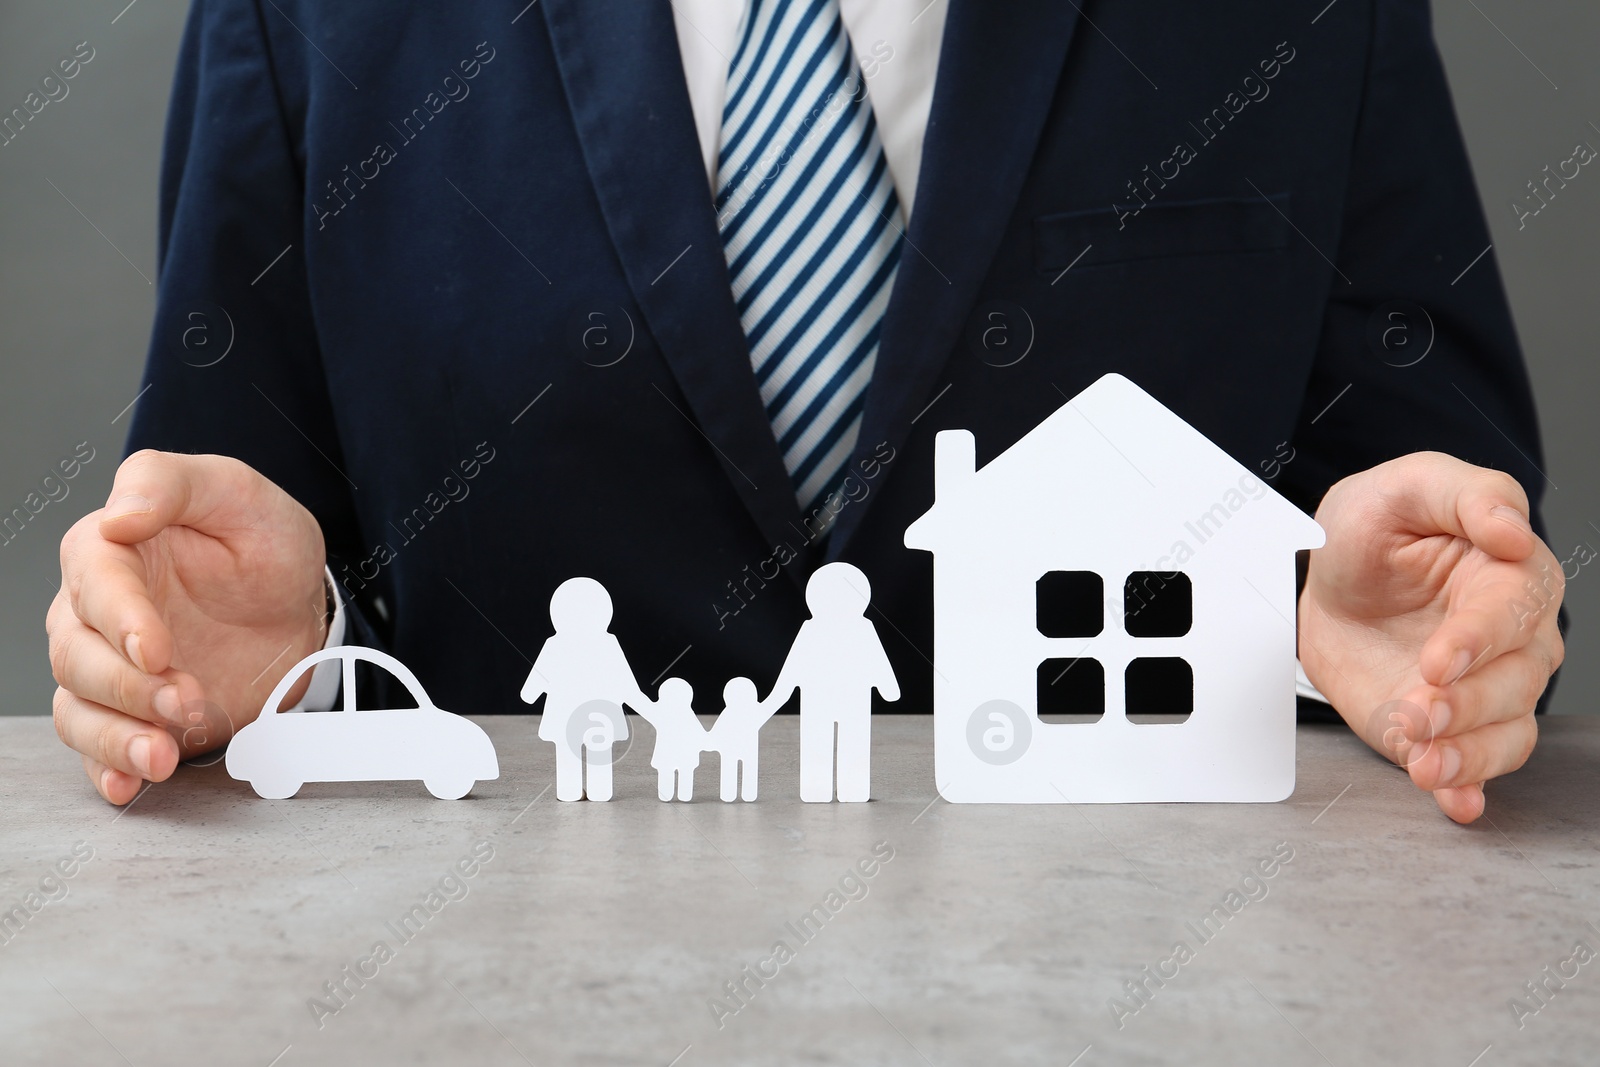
706, 677, 776, 801
521, 565, 899, 803
904, 372, 1325, 803
567, 699, 627, 802
521, 577, 649, 802
227, 645, 500, 799
640, 678, 707, 801
765, 562, 901, 803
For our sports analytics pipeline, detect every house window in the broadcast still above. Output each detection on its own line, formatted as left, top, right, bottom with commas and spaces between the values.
1123, 572, 1191, 637
1125, 657, 1193, 723
1036, 571, 1102, 638
1035, 570, 1193, 723
1037, 657, 1104, 722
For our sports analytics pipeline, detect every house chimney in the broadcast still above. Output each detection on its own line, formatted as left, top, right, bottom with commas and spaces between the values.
934, 429, 975, 499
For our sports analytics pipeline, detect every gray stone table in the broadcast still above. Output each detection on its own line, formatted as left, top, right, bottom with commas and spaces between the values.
1, 714, 1597, 1066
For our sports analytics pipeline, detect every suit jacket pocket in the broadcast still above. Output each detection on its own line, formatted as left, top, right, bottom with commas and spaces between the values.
1034, 194, 1291, 273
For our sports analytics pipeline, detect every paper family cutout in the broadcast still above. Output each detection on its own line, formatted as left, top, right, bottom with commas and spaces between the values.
226, 373, 1315, 806
226, 646, 499, 799
519, 565, 900, 803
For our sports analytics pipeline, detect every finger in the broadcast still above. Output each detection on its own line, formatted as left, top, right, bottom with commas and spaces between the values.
82, 755, 144, 806
53, 687, 180, 784
1403, 641, 1560, 741
1376, 453, 1535, 561
1432, 783, 1486, 825
1405, 714, 1537, 793
60, 518, 175, 676
48, 608, 204, 727
1418, 555, 1562, 688
1419, 547, 1562, 689
167, 697, 243, 760
97, 450, 258, 545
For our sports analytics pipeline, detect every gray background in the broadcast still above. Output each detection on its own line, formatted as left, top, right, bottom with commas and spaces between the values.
1, 1, 1596, 717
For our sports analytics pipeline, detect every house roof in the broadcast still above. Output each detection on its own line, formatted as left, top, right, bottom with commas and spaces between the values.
904, 373, 1325, 554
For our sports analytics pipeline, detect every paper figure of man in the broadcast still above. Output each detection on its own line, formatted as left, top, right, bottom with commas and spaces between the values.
519, 577, 648, 802
707, 676, 778, 802
766, 562, 900, 802
642, 677, 706, 801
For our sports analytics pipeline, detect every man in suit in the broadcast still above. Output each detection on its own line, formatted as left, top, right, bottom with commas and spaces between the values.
46, 0, 1562, 823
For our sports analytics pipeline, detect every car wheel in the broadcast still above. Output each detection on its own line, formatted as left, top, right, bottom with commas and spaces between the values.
424, 777, 475, 800
252, 779, 302, 800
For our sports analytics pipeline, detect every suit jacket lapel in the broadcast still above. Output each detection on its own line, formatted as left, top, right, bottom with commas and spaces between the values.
541, 0, 804, 566
830, 0, 1082, 553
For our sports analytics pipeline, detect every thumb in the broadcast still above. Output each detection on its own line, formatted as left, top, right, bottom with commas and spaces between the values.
98, 451, 268, 545
1375, 452, 1537, 563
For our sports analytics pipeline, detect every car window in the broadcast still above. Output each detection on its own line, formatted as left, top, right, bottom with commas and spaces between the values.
323, 651, 427, 713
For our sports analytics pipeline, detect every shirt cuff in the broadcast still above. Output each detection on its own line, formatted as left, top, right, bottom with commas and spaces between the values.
1296, 660, 1330, 705
281, 567, 346, 713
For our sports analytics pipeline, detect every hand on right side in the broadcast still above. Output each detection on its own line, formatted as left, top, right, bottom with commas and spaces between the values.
47, 450, 329, 804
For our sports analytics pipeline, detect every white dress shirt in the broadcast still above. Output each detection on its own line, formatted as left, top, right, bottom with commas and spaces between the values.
297, 3, 1329, 711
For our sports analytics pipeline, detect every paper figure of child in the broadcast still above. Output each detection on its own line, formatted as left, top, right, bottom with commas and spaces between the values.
642, 677, 707, 801
707, 677, 779, 802
519, 577, 649, 802
766, 562, 900, 802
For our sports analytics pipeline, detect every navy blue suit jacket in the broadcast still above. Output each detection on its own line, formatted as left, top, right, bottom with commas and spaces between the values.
129, 0, 1547, 718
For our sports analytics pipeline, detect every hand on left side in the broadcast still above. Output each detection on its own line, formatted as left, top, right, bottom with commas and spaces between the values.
1298, 452, 1564, 824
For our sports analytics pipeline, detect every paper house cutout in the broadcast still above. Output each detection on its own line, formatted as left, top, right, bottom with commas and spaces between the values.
904, 373, 1325, 803
227, 646, 499, 799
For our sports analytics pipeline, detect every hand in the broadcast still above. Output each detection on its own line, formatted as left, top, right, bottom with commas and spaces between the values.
48, 451, 329, 805
1298, 452, 1564, 824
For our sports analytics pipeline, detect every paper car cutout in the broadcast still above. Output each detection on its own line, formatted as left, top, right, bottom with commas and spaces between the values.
904, 373, 1325, 803
227, 645, 499, 799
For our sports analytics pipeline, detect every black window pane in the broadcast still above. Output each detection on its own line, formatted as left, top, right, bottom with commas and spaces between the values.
1126, 657, 1193, 723
1037, 657, 1104, 722
1037, 571, 1103, 638
1123, 572, 1192, 637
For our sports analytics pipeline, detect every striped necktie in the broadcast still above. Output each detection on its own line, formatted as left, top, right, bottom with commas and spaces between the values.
716, 0, 904, 518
